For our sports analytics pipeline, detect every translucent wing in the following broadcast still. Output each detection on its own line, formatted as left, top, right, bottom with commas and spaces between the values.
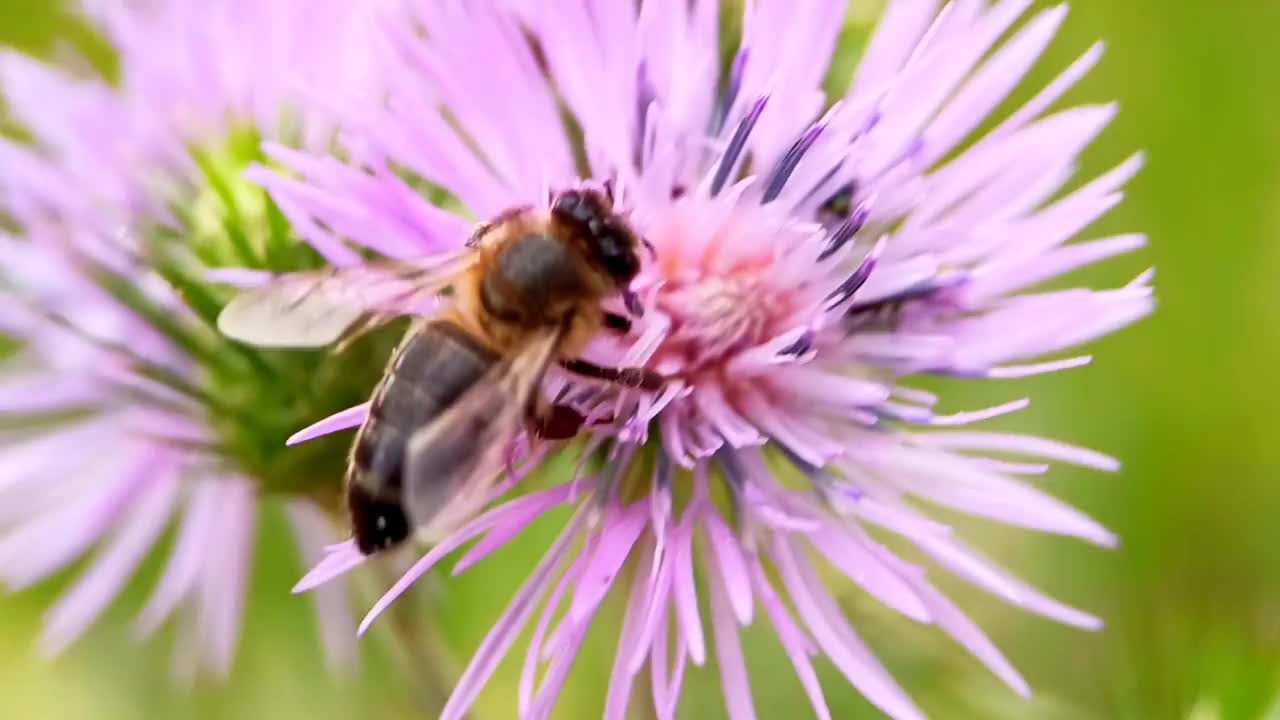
403, 326, 564, 543
216, 250, 477, 348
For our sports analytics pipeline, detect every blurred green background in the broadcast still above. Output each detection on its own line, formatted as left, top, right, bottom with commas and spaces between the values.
2, 0, 1279, 718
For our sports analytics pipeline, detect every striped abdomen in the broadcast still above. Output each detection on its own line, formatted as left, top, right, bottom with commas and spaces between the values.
346, 320, 499, 554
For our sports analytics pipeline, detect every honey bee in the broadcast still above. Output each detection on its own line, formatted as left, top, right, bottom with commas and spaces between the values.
218, 187, 666, 555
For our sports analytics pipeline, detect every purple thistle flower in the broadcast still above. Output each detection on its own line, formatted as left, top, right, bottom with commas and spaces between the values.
277, 0, 1153, 717
0, 0, 393, 677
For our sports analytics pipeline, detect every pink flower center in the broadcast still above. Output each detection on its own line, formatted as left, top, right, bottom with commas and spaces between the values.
658, 275, 769, 370
633, 201, 814, 383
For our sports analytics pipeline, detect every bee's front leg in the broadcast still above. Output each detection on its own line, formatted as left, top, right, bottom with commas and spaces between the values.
524, 387, 588, 441
530, 403, 587, 440
559, 358, 668, 392
465, 222, 490, 248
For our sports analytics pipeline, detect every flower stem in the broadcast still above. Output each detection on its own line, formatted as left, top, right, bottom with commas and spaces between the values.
368, 561, 459, 718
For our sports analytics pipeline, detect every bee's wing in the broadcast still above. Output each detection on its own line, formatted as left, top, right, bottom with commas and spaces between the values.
402, 326, 563, 542
216, 250, 477, 348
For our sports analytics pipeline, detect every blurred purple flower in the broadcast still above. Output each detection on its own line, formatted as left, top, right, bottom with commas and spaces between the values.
277, 0, 1153, 717
0, 0, 394, 677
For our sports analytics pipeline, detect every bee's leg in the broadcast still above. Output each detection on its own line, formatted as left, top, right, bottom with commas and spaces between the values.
331, 312, 391, 354
521, 377, 588, 441
530, 403, 587, 440
523, 392, 585, 440
465, 222, 490, 248
560, 358, 667, 392
469, 205, 535, 248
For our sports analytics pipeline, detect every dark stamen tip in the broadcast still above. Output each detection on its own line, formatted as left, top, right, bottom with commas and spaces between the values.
623, 288, 645, 318
825, 252, 879, 308
763, 124, 826, 204
778, 329, 816, 357
818, 203, 870, 261
710, 95, 769, 197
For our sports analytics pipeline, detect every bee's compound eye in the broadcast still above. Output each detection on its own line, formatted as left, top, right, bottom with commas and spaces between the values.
596, 229, 640, 282
552, 191, 593, 225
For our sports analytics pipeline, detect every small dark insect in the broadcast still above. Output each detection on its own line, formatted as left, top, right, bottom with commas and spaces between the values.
818, 181, 858, 226
218, 187, 669, 555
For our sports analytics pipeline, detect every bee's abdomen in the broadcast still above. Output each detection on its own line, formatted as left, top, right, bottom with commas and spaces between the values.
374, 321, 500, 431
347, 321, 500, 554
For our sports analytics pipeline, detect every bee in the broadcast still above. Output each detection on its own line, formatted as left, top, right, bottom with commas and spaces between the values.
217, 187, 666, 555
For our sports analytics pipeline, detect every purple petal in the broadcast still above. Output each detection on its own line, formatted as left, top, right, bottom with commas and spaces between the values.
912, 431, 1120, 472
916, 535, 1102, 630
352, 482, 570, 628
293, 541, 367, 594
452, 483, 574, 575
988, 41, 1106, 144
692, 383, 762, 448
925, 398, 1030, 426
649, 602, 675, 720
852, 0, 939, 94
569, 502, 648, 623
772, 537, 925, 720
528, 619, 590, 720
670, 515, 706, 665
0, 375, 100, 413
749, 556, 830, 720
706, 552, 756, 720
0, 420, 112, 497
286, 501, 358, 672
664, 637, 689, 719
890, 447, 1118, 545
910, 532, 1028, 606
40, 476, 179, 656
0, 448, 161, 589
767, 366, 891, 410
605, 540, 656, 720
520, 554, 585, 717
196, 480, 255, 678
358, 529, 494, 635
440, 509, 587, 720
831, 488, 955, 540
136, 481, 222, 636
987, 355, 1093, 379
922, 4, 1070, 164
806, 527, 932, 623
974, 233, 1146, 300
287, 403, 370, 446
897, 567, 1030, 696
701, 511, 754, 624
628, 537, 675, 674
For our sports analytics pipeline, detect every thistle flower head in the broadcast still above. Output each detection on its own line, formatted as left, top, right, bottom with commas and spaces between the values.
0, 0, 396, 677
273, 0, 1149, 717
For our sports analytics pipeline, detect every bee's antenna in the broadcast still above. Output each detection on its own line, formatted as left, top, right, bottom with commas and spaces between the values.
641, 237, 657, 262
602, 178, 616, 204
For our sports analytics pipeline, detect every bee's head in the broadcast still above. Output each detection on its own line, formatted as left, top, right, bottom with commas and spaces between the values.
551, 188, 644, 288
